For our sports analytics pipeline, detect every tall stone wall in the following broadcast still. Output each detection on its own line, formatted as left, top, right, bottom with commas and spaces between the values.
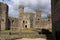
0, 2, 8, 31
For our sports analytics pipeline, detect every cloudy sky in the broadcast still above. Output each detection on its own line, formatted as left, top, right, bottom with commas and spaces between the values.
0, 0, 51, 18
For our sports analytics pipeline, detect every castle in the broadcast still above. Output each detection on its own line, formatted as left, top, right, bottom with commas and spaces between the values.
0, 2, 52, 31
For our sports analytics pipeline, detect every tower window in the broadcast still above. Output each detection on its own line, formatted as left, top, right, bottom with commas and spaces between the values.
12, 20, 14, 23
2, 19, 4, 21
23, 21, 25, 23
38, 19, 40, 20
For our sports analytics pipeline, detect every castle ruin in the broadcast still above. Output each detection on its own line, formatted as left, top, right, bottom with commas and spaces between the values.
0, 2, 52, 31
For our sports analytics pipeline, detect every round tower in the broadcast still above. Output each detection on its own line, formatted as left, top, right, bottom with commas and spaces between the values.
35, 9, 42, 28
18, 5, 24, 30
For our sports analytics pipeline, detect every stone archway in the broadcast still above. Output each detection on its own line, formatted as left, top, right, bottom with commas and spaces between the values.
25, 25, 27, 28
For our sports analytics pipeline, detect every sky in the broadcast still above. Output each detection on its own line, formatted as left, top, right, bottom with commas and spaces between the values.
0, 0, 51, 18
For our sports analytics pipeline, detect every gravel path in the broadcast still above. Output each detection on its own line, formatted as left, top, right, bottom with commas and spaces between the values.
16, 38, 46, 40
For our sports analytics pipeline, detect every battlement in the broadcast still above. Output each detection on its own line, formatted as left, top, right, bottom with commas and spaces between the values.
19, 5, 24, 9
36, 9, 41, 12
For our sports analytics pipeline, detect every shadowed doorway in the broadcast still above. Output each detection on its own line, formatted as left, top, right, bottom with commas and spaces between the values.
25, 25, 27, 28
6, 19, 11, 30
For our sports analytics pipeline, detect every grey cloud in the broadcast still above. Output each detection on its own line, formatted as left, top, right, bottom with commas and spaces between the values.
0, 0, 51, 18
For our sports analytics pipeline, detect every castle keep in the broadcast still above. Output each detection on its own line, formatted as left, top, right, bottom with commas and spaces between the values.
0, 2, 52, 31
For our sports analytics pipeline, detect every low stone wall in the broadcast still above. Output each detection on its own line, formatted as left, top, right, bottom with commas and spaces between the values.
0, 31, 9, 35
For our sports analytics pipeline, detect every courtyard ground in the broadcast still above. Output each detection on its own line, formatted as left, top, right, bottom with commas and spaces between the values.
16, 38, 46, 40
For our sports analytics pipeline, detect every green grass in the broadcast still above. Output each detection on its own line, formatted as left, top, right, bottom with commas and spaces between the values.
21, 28, 35, 32
1, 28, 42, 33
1, 28, 52, 33
0, 34, 10, 38
2, 30, 20, 33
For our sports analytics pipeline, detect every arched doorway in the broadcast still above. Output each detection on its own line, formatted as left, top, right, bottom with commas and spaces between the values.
25, 25, 27, 28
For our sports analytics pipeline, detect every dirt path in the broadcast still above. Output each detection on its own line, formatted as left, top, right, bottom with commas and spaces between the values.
16, 38, 46, 40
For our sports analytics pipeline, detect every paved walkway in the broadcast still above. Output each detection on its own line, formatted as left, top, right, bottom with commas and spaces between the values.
16, 38, 46, 40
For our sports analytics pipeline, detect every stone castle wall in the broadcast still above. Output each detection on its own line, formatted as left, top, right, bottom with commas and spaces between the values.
0, 2, 8, 31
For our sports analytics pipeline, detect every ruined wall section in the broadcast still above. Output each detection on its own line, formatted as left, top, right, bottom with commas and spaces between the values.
0, 2, 8, 31
8, 17, 18, 31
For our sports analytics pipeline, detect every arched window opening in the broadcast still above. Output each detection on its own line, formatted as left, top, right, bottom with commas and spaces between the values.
25, 25, 27, 28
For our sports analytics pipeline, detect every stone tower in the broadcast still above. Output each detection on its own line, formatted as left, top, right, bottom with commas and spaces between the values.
18, 5, 24, 30
35, 9, 41, 28
0, 2, 8, 31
